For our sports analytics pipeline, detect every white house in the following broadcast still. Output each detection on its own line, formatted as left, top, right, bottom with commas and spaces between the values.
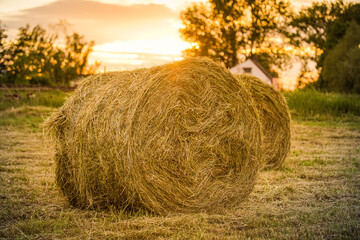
230, 57, 278, 90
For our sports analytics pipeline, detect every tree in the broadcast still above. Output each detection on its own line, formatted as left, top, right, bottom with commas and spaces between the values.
344, 45, 360, 93
5, 24, 56, 84
180, 0, 292, 74
3, 23, 98, 86
288, 1, 360, 90
323, 3, 360, 55
319, 3, 360, 89
48, 32, 96, 86
0, 22, 8, 76
62, 33, 95, 85
288, 0, 347, 62
321, 21, 360, 93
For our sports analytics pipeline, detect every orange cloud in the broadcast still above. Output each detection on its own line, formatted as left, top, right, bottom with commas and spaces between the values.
2, 0, 177, 44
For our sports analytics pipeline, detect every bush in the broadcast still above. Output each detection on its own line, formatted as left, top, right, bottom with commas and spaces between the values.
283, 88, 360, 118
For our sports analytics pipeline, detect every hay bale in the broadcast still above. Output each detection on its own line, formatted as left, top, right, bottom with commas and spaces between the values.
236, 74, 290, 169
44, 58, 262, 214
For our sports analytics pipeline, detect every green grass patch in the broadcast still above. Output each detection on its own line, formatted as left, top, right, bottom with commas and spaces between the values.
0, 89, 68, 111
299, 157, 325, 167
291, 118, 360, 130
0, 106, 55, 130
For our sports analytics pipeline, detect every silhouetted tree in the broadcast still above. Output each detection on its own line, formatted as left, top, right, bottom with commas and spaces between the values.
180, 0, 292, 75
0, 22, 8, 76
62, 33, 95, 85
48, 32, 96, 86
2, 23, 98, 86
287, 0, 347, 63
321, 21, 360, 93
288, 1, 360, 91
5, 25, 56, 84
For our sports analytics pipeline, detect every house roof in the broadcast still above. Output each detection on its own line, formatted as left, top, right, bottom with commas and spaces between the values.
248, 56, 274, 83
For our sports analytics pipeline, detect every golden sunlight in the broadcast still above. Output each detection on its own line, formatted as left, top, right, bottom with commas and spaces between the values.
90, 38, 191, 71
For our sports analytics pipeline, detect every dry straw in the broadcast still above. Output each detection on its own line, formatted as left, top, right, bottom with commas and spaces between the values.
236, 74, 290, 169
44, 58, 262, 214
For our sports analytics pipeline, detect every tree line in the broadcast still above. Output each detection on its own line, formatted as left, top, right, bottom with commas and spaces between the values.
0, 22, 98, 86
180, 0, 360, 93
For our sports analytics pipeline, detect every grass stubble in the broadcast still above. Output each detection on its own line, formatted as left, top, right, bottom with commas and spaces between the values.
0, 99, 359, 238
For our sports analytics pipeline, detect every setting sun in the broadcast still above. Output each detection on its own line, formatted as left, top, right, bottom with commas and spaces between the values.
91, 38, 192, 70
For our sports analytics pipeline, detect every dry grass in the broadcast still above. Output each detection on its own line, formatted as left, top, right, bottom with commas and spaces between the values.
44, 58, 262, 214
1, 106, 359, 239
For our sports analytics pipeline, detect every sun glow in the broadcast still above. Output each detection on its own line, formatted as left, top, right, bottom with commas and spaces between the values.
94, 39, 191, 56
90, 38, 192, 71
96, 0, 207, 10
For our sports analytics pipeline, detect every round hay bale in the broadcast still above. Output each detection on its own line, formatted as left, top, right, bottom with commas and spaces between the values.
44, 58, 262, 214
236, 74, 290, 169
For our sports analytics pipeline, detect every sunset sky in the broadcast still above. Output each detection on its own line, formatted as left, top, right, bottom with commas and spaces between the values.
1, 0, 359, 88
0, 0, 206, 70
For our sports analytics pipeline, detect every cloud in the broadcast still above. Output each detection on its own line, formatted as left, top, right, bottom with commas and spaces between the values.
0, 0, 57, 13
2, 0, 178, 44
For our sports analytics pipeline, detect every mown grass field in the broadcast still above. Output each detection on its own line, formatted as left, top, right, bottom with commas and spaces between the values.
0, 89, 359, 239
